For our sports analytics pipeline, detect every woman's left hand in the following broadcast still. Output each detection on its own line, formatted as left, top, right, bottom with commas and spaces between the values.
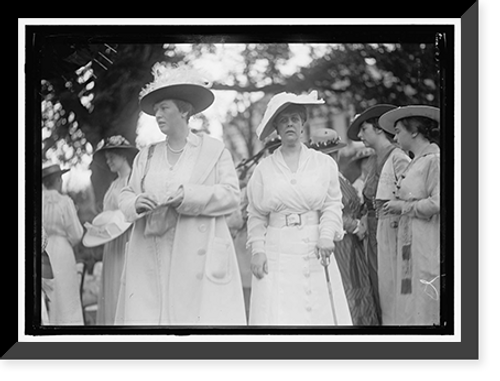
316, 237, 335, 267
382, 200, 404, 215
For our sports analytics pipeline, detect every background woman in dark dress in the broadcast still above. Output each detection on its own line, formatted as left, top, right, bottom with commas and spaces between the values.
312, 129, 379, 325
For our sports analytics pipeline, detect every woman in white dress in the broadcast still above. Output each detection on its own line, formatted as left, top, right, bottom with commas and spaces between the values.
246, 91, 352, 326
91, 136, 138, 325
42, 164, 84, 325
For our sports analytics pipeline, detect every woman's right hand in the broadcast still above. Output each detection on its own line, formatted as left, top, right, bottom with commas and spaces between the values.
135, 193, 158, 214
251, 252, 268, 279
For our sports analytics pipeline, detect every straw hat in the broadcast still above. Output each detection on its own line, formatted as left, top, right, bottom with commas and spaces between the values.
93, 135, 139, 169
42, 164, 70, 179
139, 63, 215, 116
308, 128, 347, 154
378, 105, 440, 135
347, 104, 397, 141
256, 91, 325, 141
82, 210, 132, 247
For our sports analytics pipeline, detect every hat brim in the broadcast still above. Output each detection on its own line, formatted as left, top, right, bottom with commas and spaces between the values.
42, 168, 70, 179
314, 142, 347, 155
140, 84, 215, 116
92, 146, 139, 170
258, 101, 322, 141
82, 210, 132, 248
82, 224, 131, 248
378, 105, 440, 135
347, 104, 398, 141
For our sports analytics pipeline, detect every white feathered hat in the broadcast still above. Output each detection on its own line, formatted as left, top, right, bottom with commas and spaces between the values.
139, 62, 215, 116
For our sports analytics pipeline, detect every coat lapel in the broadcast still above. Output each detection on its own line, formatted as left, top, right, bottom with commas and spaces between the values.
189, 135, 225, 185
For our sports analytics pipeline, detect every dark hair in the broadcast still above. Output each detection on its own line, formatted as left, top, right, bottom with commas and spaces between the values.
42, 172, 61, 189
171, 99, 194, 120
273, 104, 308, 127
106, 148, 137, 168
398, 116, 440, 144
365, 117, 395, 142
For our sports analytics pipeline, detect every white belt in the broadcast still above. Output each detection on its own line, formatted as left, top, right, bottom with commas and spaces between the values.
268, 211, 320, 228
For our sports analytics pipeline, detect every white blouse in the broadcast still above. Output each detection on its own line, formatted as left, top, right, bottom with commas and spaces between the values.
246, 144, 344, 255
103, 176, 129, 211
42, 189, 83, 246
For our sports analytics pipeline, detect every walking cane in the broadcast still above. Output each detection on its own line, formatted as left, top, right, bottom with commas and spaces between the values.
321, 254, 339, 325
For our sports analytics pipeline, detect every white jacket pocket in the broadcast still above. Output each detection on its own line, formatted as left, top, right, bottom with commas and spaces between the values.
205, 236, 233, 284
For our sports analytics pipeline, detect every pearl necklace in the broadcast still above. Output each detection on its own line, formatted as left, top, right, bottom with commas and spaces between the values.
166, 137, 186, 154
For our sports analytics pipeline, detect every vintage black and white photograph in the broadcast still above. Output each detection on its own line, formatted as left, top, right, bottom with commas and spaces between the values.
20, 18, 462, 349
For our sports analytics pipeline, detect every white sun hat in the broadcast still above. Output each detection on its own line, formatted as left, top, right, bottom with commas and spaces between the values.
83, 210, 132, 247
256, 90, 325, 141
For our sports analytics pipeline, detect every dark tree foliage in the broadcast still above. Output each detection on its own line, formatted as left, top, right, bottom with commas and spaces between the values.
40, 41, 439, 208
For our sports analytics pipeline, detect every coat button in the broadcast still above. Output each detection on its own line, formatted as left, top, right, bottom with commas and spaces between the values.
197, 249, 206, 256
196, 272, 203, 280
198, 224, 207, 232
306, 306, 312, 312
291, 179, 297, 185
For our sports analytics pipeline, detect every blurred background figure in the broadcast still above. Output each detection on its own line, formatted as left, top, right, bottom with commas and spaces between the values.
84, 135, 138, 325
379, 105, 441, 325
311, 128, 379, 325
42, 164, 84, 325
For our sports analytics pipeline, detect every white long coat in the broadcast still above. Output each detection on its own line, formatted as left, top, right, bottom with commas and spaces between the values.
116, 133, 246, 325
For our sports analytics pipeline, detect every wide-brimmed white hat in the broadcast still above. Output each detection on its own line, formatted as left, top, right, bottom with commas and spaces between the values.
256, 91, 325, 141
139, 63, 215, 116
83, 210, 132, 247
378, 105, 440, 135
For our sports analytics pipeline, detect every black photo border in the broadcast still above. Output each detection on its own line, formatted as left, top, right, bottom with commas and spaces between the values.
8, 6, 477, 359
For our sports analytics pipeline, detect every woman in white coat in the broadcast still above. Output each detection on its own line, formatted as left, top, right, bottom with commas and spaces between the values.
246, 91, 352, 326
116, 63, 246, 326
